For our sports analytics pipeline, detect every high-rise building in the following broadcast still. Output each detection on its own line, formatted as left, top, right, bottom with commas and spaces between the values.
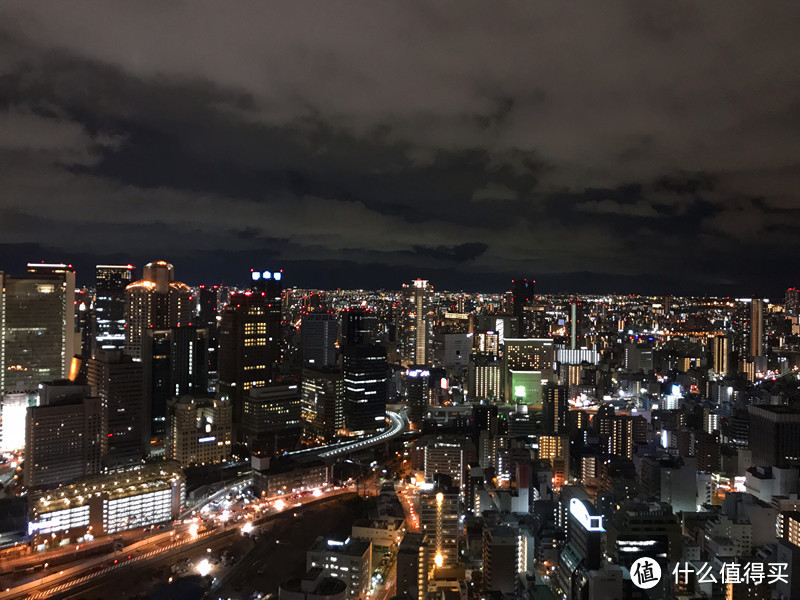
301, 366, 344, 441
240, 384, 302, 451
400, 279, 430, 366
543, 383, 569, 434
539, 434, 570, 485
503, 338, 553, 405
750, 298, 764, 358
406, 366, 430, 429
341, 308, 378, 347
511, 278, 535, 336
1, 264, 77, 394
569, 298, 582, 350
218, 275, 282, 435
418, 474, 460, 571
467, 352, 502, 402
145, 326, 209, 440
786, 288, 800, 317
413, 279, 429, 365
94, 264, 135, 353
197, 285, 219, 392
342, 344, 387, 436
166, 395, 232, 466
124, 261, 193, 361
749, 405, 800, 468
87, 349, 146, 468
25, 381, 105, 489
483, 524, 522, 594
711, 334, 730, 376
301, 312, 337, 367
419, 435, 475, 489
624, 342, 654, 373
610, 415, 634, 459
557, 498, 604, 600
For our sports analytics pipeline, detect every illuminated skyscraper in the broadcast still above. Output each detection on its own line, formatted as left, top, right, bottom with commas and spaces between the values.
218, 270, 283, 435
0, 263, 76, 394
467, 352, 502, 402
401, 279, 430, 365
503, 338, 553, 405
418, 474, 460, 571
87, 349, 146, 468
94, 264, 135, 353
413, 280, 429, 364
543, 383, 569, 434
711, 334, 730, 376
124, 261, 193, 361
750, 298, 764, 358
406, 365, 430, 428
342, 344, 387, 436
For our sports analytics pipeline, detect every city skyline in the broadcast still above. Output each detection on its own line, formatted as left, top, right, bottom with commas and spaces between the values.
1, 4, 800, 294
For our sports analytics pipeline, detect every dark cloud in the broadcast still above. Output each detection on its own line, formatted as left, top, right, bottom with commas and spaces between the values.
0, 2, 799, 294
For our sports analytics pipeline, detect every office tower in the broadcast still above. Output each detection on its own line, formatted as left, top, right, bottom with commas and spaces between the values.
301, 312, 337, 367
0, 264, 76, 394
301, 366, 344, 441
624, 342, 654, 373
341, 308, 378, 347
306, 537, 372, 600
750, 298, 764, 358
503, 338, 553, 405
342, 344, 387, 436
218, 278, 282, 435
786, 288, 800, 317
124, 261, 193, 361
240, 384, 302, 451
711, 334, 730, 376
749, 405, 800, 468
557, 499, 604, 599
483, 524, 522, 594
511, 278, 535, 336
396, 533, 430, 600
166, 395, 232, 466
197, 285, 218, 328
24, 381, 105, 489
543, 383, 569, 434
94, 264, 135, 353
418, 474, 460, 570
467, 352, 502, 402
197, 285, 219, 391
145, 326, 209, 439
87, 350, 146, 468
569, 298, 581, 350
406, 365, 430, 429
605, 501, 682, 567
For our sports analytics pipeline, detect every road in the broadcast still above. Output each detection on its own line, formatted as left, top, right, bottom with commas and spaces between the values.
0, 490, 356, 600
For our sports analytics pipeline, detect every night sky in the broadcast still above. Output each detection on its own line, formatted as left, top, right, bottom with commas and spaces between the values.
1, 3, 800, 295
